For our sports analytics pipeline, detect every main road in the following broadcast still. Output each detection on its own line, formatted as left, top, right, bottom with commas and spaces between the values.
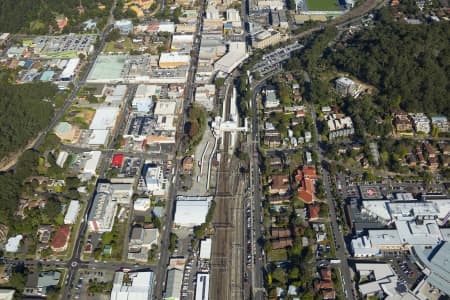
152, 0, 206, 298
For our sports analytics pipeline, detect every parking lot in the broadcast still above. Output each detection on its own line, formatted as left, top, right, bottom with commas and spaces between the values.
252, 42, 304, 75
390, 255, 424, 290
70, 268, 115, 300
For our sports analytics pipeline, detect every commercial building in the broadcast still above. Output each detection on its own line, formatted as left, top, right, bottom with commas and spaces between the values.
154, 100, 177, 115
88, 106, 120, 146
257, 0, 284, 9
194, 84, 216, 111
0, 289, 15, 300
174, 196, 213, 227
80, 151, 102, 181
251, 30, 283, 49
354, 263, 416, 299
144, 164, 168, 196
132, 85, 161, 112
110, 271, 154, 300
158, 22, 176, 33
159, 52, 190, 68
110, 183, 133, 205
176, 24, 197, 33
64, 200, 80, 224
134, 198, 151, 212
226, 9, 241, 26
88, 183, 118, 232
214, 42, 248, 74
51, 225, 70, 252
24, 270, 61, 297
171, 34, 194, 52
59, 57, 80, 81
199, 34, 226, 63
89, 107, 120, 131
114, 20, 134, 34
194, 273, 210, 300
165, 268, 183, 300
103, 85, 128, 105
414, 241, 450, 296
128, 227, 159, 261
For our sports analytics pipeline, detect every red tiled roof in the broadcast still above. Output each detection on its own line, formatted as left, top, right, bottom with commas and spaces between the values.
308, 204, 321, 220
112, 154, 124, 167
51, 225, 70, 251
320, 269, 332, 281
297, 166, 318, 203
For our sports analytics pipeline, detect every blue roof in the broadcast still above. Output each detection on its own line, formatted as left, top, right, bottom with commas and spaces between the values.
23, 60, 33, 69
40, 70, 54, 81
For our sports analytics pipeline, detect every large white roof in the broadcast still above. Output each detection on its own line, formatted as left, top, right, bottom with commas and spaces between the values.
111, 271, 154, 300
194, 273, 209, 300
154, 100, 176, 116
64, 200, 80, 224
60, 58, 80, 80
5, 235, 23, 253
200, 238, 212, 259
89, 107, 120, 130
174, 196, 212, 227
83, 151, 102, 175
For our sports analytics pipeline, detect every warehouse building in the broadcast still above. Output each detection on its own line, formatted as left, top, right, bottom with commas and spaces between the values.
174, 196, 213, 227
165, 268, 183, 300
59, 58, 80, 81
214, 42, 248, 74
194, 273, 210, 300
110, 271, 154, 300
159, 52, 190, 68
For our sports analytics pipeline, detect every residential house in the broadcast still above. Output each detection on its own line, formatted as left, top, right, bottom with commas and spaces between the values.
269, 175, 290, 195
272, 238, 293, 250
37, 225, 53, 249
393, 111, 413, 132
271, 227, 291, 239
308, 204, 321, 220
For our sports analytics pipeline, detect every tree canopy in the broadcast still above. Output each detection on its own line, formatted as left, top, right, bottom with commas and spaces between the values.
0, 0, 114, 33
329, 10, 450, 116
0, 76, 57, 159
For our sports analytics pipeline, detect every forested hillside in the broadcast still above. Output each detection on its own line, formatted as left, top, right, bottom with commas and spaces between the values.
0, 0, 114, 34
329, 10, 450, 116
0, 74, 57, 159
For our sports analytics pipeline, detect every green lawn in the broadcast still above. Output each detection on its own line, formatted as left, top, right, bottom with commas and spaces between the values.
305, 0, 341, 11
269, 249, 288, 262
